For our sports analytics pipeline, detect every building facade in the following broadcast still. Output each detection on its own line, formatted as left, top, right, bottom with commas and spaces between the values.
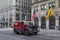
31, 0, 60, 30
0, 0, 32, 28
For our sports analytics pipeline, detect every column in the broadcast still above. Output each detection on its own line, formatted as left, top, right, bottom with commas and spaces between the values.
8, 12, 9, 28
46, 19, 49, 30
32, 19, 34, 25
55, 16, 59, 30
5, 13, 6, 28
12, 6, 16, 27
39, 18, 41, 28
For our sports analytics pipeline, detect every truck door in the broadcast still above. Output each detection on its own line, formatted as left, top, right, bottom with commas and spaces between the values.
19, 22, 24, 30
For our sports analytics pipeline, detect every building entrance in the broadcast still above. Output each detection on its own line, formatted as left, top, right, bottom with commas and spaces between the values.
41, 16, 46, 29
34, 17, 39, 26
58, 16, 60, 30
49, 16, 55, 29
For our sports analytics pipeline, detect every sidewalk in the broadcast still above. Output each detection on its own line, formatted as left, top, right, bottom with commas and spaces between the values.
39, 29, 60, 36
0, 28, 60, 36
0, 28, 13, 31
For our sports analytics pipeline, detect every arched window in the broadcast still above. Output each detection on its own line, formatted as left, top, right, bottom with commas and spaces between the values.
58, 16, 60, 30
41, 16, 46, 29
49, 16, 55, 29
34, 17, 39, 26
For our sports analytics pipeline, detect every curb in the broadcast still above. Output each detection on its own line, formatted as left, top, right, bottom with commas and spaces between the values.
0, 28, 13, 31
46, 34, 60, 37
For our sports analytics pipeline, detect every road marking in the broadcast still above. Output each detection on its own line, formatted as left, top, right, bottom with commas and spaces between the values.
47, 34, 60, 36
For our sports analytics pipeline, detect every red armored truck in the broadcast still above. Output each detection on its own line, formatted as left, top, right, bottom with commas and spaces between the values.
13, 20, 39, 35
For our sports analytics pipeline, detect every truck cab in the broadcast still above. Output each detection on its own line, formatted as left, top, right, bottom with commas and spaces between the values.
13, 21, 39, 36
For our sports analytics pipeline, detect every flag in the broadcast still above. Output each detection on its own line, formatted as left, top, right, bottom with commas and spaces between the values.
46, 7, 54, 19
32, 9, 36, 19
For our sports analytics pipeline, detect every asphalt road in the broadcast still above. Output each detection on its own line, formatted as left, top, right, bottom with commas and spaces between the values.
0, 30, 60, 40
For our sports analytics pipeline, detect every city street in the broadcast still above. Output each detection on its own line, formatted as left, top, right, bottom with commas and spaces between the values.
0, 0, 60, 40
0, 28, 60, 40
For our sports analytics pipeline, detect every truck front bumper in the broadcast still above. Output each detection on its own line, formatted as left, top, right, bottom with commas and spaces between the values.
28, 30, 38, 33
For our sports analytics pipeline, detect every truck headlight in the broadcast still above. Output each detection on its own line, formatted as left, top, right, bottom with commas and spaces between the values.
29, 29, 32, 30
14, 23, 18, 25
37, 29, 40, 30
26, 27, 29, 29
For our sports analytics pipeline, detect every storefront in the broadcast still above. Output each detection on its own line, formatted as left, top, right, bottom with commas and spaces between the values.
32, 14, 60, 30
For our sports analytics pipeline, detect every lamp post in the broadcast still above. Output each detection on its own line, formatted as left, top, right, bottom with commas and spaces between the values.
38, 14, 42, 28
54, 11, 59, 30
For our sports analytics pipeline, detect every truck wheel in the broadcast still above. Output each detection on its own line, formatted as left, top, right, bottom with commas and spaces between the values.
24, 30, 29, 36
34, 32, 38, 35
14, 29, 19, 34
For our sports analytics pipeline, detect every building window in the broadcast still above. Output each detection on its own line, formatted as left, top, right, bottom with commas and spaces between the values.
58, 0, 60, 7
16, 0, 17, 2
34, 0, 39, 3
22, 14, 26, 20
49, 2, 55, 9
19, 1, 20, 3
41, 4, 47, 10
16, 4, 20, 7
15, 13, 20, 21
16, 0, 20, 2
16, 8, 20, 11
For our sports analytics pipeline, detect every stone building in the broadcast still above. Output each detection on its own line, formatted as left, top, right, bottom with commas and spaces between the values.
31, 0, 60, 30
0, 0, 32, 28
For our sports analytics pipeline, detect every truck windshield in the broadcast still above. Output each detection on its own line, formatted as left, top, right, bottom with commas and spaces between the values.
24, 21, 32, 25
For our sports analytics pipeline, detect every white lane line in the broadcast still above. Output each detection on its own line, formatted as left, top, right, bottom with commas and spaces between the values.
47, 34, 60, 36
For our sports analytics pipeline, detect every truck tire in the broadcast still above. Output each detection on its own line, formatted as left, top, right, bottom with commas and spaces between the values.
34, 32, 38, 35
14, 29, 19, 34
24, 30, 29, 36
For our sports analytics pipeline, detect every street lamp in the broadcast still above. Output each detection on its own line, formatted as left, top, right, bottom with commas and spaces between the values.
54, 11, 60, 30
38, 14, 42, 28
54, 11, 59, 20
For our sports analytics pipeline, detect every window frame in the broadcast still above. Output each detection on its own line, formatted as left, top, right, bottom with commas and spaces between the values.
49, 2, 55, 9
15, 13, 20, 21
34, 6, 39, 11
41, 4, 47, 10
